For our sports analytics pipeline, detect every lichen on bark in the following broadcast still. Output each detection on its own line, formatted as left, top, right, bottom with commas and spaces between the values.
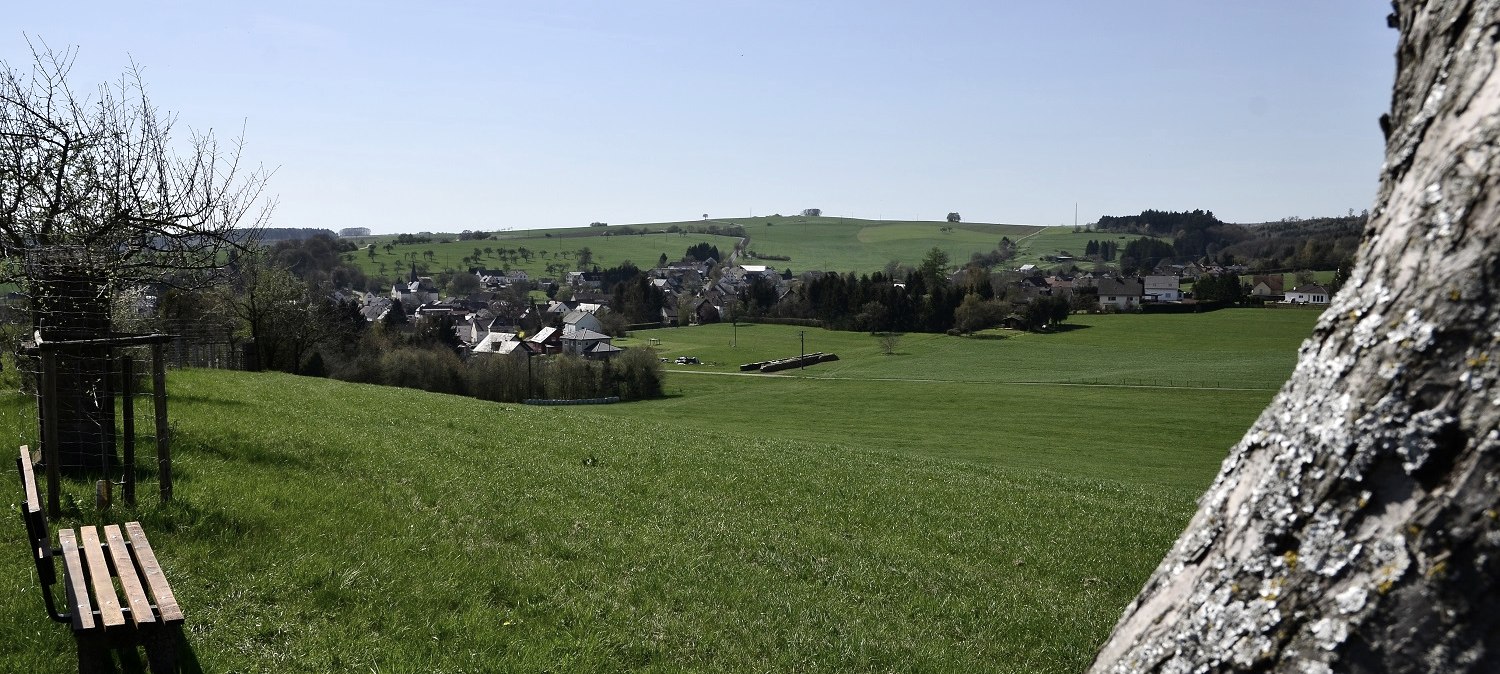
1088, 2, 1500, 672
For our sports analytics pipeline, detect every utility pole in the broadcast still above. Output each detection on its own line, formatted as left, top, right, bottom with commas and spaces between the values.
799, 330, 806, 370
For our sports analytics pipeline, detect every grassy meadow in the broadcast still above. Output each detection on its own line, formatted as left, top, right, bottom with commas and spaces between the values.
344, 216, 1146, 281
0, 307, 1321, 671
348, 228, 745, 283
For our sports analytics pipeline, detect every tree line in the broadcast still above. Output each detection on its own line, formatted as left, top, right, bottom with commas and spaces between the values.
1092, 208, 1362, 272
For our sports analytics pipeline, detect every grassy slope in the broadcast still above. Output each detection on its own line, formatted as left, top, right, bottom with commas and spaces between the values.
0, 308, 1320, 671
3, 372, 1186, 673
718, 216, 1039, 274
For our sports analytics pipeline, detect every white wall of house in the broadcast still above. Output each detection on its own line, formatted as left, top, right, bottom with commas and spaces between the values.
1285, 290, 1329, 304
1143, 275, 1182, 302
1097, 294, 1141, 310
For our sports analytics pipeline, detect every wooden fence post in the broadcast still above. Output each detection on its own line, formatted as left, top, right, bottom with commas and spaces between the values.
41, 350, 59, 518
151, 344, 171, 503
121, 354, 136, 507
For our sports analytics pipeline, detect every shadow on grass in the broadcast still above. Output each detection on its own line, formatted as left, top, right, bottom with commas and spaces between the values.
178, 432, 317, 472
165, 394, 251, 409
110, 631, 204, 673
1040, 323, 1091, 333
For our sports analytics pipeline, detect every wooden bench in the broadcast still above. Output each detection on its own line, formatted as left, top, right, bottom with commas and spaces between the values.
16, 445, 184, 673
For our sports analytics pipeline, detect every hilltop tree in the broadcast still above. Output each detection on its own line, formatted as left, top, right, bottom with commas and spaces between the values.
1090, 1, 1500, 670
1, 42, 272, 471
947, 212, 961, 223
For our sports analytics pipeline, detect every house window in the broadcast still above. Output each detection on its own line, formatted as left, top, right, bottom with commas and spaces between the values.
1108, 296, 1117, 301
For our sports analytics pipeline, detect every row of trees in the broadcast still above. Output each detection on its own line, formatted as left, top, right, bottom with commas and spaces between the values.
1092, 209, 1365, 271
734, 248, 1072, 335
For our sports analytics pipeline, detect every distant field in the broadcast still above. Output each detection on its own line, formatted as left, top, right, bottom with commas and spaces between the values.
597, 307, 1321, 490
714, 216, 1039, 274
340, 216, 1186, 281
346, 228, 743, 283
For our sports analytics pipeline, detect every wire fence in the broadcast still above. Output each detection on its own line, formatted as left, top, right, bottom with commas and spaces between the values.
6, 249, 179, 515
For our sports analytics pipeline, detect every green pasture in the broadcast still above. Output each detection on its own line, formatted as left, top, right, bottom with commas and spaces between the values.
348, 228, 743, 284
344, 217, 1179, 281
714, 216, 1039, 274
1012, 228, 1146, 269
604, 308, 1321, 490
0, 308, 1320, 671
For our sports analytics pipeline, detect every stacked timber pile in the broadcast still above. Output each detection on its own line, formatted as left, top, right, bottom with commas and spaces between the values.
743, 352, 839, 373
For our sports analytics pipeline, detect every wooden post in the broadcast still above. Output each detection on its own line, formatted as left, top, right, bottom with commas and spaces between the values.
151, 344, 171, 503
40, 351, 60, 518
121, 354, 136, 507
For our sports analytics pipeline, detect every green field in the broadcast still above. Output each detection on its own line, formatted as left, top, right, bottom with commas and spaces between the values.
717, 216, 1039, 274
348, 227, 745, 284
599, 308, 1318, 491
0, 308, 1320, 671
345, 217, 1145, 283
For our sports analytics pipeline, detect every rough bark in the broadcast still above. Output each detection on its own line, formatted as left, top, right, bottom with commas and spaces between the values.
1089, 1, 1500, 672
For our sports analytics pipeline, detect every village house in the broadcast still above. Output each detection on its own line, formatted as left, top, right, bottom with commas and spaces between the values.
1097, 277, 1145, 311
527, 326, 562, 355
1284, 284, 1331, 304
1143, 275, 1182, 302
391, 276, 439, 305
561, 309, 606, 337
690, 297, 722, 325
1251, 274, 1286, 300
561, 327, 613, 357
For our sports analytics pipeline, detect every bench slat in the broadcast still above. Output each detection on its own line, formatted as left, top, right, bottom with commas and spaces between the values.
16, 445, 54, 585
18, 445, 40, 517
57, 529, 95, 632
125, 522, 183, 623
79, 526, 125, 628
104, 524, 156, 627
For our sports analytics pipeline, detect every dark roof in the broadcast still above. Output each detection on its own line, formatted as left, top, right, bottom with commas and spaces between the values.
1097, 277, 1144, 296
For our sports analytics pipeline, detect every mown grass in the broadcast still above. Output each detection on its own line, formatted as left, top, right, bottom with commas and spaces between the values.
0, 308, 1319, 671
601, 308, 1320, 491
4, 371, 1189, 672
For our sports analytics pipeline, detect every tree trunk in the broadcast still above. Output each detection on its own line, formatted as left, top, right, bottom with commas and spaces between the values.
1089, 1, 1500, 671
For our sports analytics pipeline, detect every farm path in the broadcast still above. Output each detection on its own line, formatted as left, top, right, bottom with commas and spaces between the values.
664, 368, 1279, 392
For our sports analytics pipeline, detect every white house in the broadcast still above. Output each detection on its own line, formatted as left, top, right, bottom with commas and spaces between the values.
471, 331, 519, 355
561, 310, 604, 336
1097, 277, 1145, 311
391, 276, 439, 305
1284, 284, 1331, 304
561, 328, 612, 356
1142, 275, 1182, 302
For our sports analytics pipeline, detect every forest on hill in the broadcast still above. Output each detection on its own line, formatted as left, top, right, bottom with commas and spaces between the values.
1094, 209, 1363, 273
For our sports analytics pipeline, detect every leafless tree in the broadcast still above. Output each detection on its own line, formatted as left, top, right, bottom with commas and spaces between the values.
1089, 2, 1500, 671
1, 39, 273, 471
0, 39, 273, 288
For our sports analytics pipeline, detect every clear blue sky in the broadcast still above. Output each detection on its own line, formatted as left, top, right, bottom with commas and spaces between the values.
6, 1, 1396, 233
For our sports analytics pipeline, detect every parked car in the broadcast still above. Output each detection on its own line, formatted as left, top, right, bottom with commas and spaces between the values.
675, 356, 700, 365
